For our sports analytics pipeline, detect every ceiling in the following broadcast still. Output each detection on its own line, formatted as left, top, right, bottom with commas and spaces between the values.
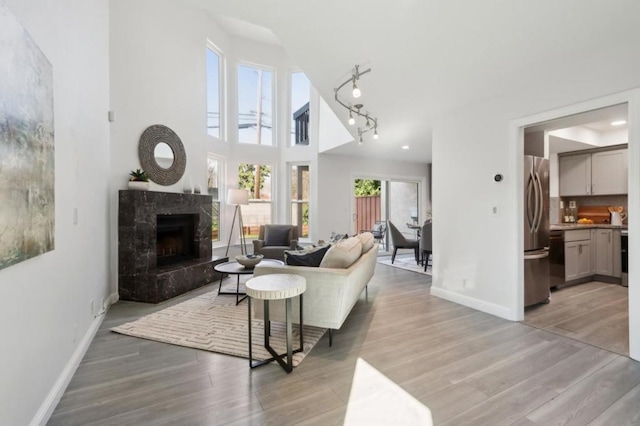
186, 0, 640, 163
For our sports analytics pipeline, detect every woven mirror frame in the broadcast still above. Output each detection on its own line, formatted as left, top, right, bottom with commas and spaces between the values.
138, 124, 187, 186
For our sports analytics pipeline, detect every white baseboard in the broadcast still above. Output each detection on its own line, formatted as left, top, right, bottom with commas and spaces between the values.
430, 286, 515, 320
30, 291, 118, 426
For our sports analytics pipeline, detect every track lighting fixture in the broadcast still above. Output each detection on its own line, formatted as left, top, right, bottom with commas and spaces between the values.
352, 78, 361, 98
334, 64, 379, 144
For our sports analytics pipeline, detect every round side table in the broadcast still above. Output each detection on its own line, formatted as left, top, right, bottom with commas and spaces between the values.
246, 274, 306, 373
214, 259, 284, 305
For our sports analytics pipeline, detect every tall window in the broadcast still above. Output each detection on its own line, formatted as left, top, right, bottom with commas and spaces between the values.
207, 154, 224, 242
206, 44, 221, 138
238, 163, 272, 238
290, 164, 310, 238
238, 64, 273, 145
291, 72, 310, 146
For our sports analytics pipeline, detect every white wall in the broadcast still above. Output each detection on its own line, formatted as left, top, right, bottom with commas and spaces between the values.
0, 0, 110, 424
431, 63, 640, 359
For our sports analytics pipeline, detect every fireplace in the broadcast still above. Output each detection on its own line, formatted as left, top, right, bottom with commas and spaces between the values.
118, 191, 227, 303
156, 214, 196, 267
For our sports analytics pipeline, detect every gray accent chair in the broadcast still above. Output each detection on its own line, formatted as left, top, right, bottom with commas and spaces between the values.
388, 221, 419, 264
420, 221, 432, 272
252, 225, 299, 261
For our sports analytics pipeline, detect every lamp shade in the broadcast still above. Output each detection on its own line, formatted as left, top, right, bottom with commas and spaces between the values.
227, 188, 249, 205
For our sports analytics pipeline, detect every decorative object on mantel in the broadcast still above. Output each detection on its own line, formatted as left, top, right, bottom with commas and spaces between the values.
182, 175, 193, 194
128, 168, 150, 191
226, 188, 250, 256
334, 64, 379, 145
0, 2, 55, 271
139, 124, 187, 185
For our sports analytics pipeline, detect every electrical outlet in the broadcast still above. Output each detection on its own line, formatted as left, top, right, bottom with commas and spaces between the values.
101, 297, 105, 311
90, 298, 95, 316
462, 279, 467, 288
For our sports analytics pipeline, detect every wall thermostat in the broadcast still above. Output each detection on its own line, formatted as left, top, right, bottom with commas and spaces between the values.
494, 174, 503, 182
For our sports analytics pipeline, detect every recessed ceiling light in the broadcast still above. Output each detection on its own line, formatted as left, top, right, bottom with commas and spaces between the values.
401, 145, 409, 150
611, 120, 627, 126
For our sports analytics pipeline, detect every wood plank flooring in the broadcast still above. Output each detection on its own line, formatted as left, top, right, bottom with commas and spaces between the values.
524, 281, 629, 356
49, 266, 640, 425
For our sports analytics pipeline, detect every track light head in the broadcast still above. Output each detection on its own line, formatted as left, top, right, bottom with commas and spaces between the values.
373, 128, 379, 139
348, 109, 355, 126
352, 77, 361, 98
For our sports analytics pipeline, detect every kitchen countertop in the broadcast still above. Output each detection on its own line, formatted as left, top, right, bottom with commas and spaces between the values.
550, 223, 628, 231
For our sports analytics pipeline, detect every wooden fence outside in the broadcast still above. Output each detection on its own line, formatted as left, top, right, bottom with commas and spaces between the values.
356, 195, 381, 233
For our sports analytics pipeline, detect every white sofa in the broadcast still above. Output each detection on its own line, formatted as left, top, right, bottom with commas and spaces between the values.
252, 239, 378, 345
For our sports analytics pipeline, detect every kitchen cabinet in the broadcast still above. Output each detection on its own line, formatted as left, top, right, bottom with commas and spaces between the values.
559, 148, 628, 196
565, 230, 591, 281
613, 229, 622, 278
595, 229, 613, 276
559, 153, 591, 196
591, 149, 628, 195
590, 229, 598, 275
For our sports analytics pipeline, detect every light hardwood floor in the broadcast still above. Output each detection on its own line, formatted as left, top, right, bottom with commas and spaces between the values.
49, 266, 640, 425
524, 281, 629, 356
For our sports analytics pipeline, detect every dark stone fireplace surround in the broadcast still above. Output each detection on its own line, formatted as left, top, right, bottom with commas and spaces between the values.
118, 190, 226, 303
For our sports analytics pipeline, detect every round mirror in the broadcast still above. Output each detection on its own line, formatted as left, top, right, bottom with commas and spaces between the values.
139, 125, 187, 186
154, 142, 174, 169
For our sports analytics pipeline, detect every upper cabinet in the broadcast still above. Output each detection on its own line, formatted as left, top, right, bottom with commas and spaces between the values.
559, 153, 591, 196
559, 147, 627, 196
591, 149, 628, 195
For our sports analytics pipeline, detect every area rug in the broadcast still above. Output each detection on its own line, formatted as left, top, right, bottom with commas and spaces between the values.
111, 290, 326, 367
377, 254, 432, 276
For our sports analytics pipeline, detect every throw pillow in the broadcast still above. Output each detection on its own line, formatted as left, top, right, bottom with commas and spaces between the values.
264, 226, 291, 246
284, 244, 331, 267
357, 232, 375, 254
320, 236, 362, 269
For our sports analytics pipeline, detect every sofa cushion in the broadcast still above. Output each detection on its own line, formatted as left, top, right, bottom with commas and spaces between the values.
264, 226, 291, 246
320, 236, 362, 269
357, 232, 375, 254
284, 244, 331, 267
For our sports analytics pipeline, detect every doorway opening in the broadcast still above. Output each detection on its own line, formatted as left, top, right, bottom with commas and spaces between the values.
353, 178, 421, 255
521, 103, 630, 356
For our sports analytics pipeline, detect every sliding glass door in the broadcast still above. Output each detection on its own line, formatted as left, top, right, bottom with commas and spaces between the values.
353, 178, 420, 253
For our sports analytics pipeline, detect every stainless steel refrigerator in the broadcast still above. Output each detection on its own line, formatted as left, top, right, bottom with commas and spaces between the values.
524, 155, 551, 307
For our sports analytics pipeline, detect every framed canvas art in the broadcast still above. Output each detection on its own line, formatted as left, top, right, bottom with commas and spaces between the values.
0, 1, 55, 271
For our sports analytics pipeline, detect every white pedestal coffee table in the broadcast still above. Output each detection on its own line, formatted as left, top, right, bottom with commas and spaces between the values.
246, 273, 306, 373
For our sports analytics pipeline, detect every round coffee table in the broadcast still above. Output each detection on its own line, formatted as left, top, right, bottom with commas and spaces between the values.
214, 259, 284, 305
246, 273, 306, 373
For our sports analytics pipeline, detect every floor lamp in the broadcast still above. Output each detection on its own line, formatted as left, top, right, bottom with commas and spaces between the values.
225, 188, 250, 257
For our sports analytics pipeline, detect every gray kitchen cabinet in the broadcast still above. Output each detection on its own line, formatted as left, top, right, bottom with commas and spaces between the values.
559, 148, 628, 197
565, 239, 591, 281
595, 229, 613, 276
559, 153, 591, 196
613, 229, 622, 278
590, 229, 598, 275
591, 149, 628, 195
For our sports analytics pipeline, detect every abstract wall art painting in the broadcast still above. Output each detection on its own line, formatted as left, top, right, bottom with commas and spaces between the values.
0, 1, 55, 271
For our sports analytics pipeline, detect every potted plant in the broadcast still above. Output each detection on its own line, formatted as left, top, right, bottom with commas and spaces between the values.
128, 168, 150, 191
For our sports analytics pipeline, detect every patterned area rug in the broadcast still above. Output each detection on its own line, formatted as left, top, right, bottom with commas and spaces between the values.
377, 254, 432, 276
111, 290, 326, 367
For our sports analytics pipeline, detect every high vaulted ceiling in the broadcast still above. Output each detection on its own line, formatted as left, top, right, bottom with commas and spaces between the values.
187, 0, 640, 163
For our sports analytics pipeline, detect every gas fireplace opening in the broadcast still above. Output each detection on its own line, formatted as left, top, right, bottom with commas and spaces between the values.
157, 214, 197, 267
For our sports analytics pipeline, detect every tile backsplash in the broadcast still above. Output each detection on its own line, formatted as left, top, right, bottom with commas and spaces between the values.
551, 195, 628, 224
